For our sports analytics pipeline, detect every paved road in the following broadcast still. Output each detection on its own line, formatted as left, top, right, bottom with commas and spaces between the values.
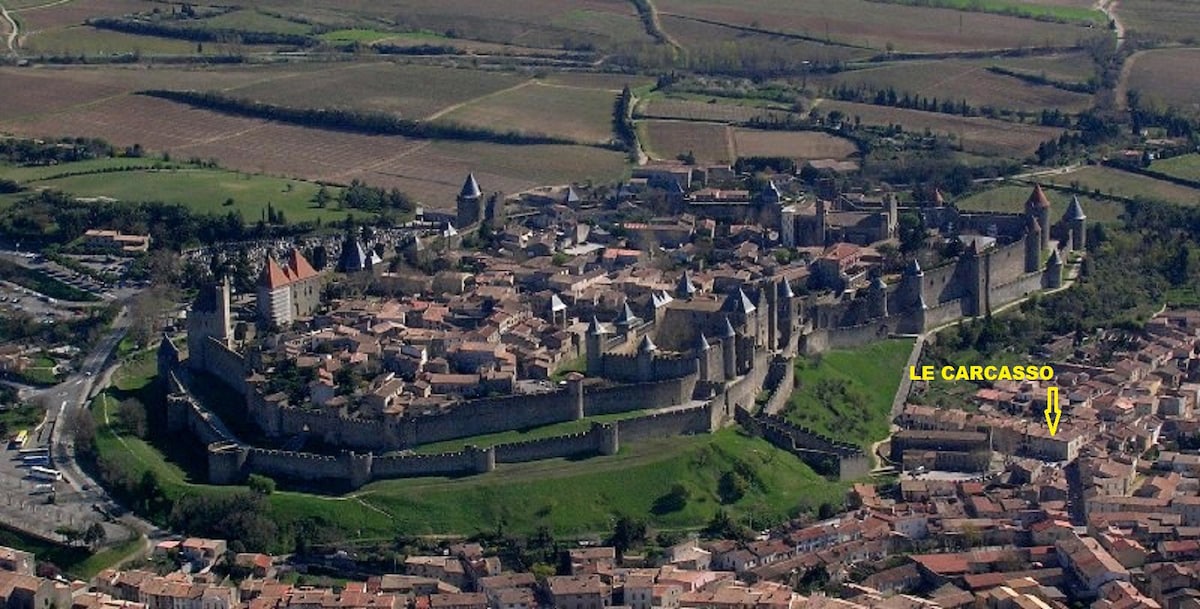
1, 306, 165, 548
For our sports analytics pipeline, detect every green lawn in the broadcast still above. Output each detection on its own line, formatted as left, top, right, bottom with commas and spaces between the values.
957, 185, 1125, 225
2, 162, 351, 225
0, 525, 142, 580
1151, 154, 1200, 182
361, 429, 848, 536
92, 358, 847, 539
1041, 166, 1200, 207
410, 409, 647, 454
880, 0, 1105, 24
783, 339, 913, 450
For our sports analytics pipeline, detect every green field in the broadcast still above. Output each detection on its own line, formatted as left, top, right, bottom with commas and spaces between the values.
877, 0, 1105, 24
1, 159, 351, 224
192, 10, 312, 35
1041, 166, 1200, 207
410, 410, 648, 454
23, 27, 228, 55
783, 339, 913, 450
1151, 154, 1200, 182
93, 357, 846, 540
957, 184, 1125, 225
318, 29, 405, 43
0, 525, 143, 580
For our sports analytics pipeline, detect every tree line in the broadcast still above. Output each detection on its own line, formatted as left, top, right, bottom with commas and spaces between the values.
87, 17, 316, 47
140, 90, 587, 147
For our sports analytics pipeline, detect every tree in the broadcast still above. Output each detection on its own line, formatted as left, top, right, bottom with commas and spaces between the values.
247, 474, 276, 495
898, 211, 926, 253
70, 407, 97, 458
56, 526, 84, 546
84, 522, 107, 549
314, 186, 331, 208
118, 398, 147, 438
607, 514, 647, 554
652, 484, 691, 514
718, 470, 749, 504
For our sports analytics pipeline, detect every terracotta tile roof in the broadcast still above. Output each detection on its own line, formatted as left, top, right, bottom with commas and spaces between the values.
261, 256, 291, 290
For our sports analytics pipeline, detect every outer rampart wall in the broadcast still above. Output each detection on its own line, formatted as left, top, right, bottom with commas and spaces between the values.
617, 406, 711, 443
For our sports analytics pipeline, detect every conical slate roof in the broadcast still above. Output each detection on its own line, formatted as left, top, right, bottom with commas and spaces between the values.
459, 173, 482, 199
337, 232, 368, 273
652, 290, 674, 308
550, 293, 567, 312
721, 316, 737, 338
695, 332, 711, 351
565, 186, 581, 204
1066, 196, 1086, 221
587, 316, 609, 335
614, 300, 640, 327
1047, 248, 1063, 267
721, 287, 757, 315
638, 334, 657, 353
779, 278, 794, 299
905, 258, 923, 277
676, 271, 698, 298
1026, 184, 1051, 210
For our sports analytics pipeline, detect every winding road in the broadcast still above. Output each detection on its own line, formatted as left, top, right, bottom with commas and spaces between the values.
0, 1, 17, 54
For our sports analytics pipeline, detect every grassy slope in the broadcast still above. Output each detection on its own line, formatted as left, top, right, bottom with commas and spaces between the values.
410, 410, 647, 454
957, 185, 1125, 225
0, 159, 351, 224
783, 339, 913, 450
0, 525, 143, 579
93, 358, 845, 538
1151, 154, 1200, 182
1041, 166, 1200, 207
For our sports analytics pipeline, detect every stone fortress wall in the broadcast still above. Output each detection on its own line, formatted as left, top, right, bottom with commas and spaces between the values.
165, 189, 1080, 489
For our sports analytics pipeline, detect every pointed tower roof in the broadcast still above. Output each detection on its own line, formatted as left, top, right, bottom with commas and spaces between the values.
565, 186, 581, 204
933, 188, 945, 205
905, 258, 923, 277
588, 316, 609, 335
1026, 184, 1051, 210
337, 233, 369, 273
653, 290, 674, 309
288, 249, 318, 280
550, 293, 567, 312
695, 331, 711, 351
443, 222, 459, 237
779, 278, 794, 299
459, 173, 482, 199
1047, 248, 1063, 267
614, 299, 640, 327
260, 255, 290, 289
1066, 196, 1087, 221
721, 316, 737, 338
722, 287, 757, 315
638, 334, 657, 353
676, 271, 698, 298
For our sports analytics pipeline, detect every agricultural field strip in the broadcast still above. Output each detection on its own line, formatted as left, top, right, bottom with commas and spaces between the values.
424, 79, 535, 121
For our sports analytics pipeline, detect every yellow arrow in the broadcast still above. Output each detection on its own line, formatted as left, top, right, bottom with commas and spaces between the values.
1044, 386, 1061, 436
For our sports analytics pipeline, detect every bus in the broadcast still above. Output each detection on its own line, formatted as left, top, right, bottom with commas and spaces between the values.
18, 447, 48, 456
8, 429, 28, 450
31, 484, 54, 495
22, 454, 49, 466
29, 466, 62, 482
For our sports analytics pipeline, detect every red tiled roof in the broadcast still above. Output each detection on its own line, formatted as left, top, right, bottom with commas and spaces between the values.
261, 256, 291, 289
289, 249, 319, 281
1026, 184, 1051, 209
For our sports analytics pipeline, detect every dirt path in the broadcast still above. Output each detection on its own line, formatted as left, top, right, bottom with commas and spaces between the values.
641, 0, 682, 53
0, 1, 18, 54
1114, 48, 1145, 111
1096, 0, 1125, 49
424, 79, 534, 121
